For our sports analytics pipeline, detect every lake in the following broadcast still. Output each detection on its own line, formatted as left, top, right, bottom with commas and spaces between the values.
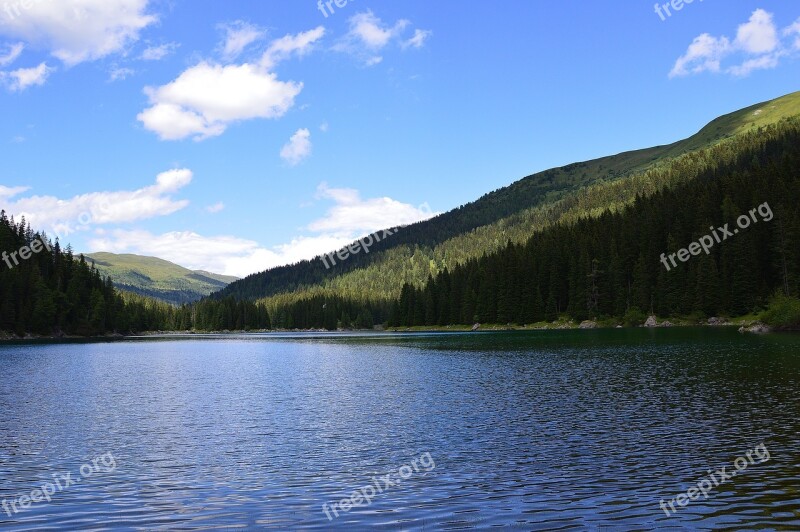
0, 328, 798, 530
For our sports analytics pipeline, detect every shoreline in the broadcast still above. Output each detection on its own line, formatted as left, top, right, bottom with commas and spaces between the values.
1, 317, 791, 342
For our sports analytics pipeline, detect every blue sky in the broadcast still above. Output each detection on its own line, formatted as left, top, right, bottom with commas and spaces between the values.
0, 0, 798, 277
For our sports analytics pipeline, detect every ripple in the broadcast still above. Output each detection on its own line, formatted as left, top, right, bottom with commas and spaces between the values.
0, 329, 798, 529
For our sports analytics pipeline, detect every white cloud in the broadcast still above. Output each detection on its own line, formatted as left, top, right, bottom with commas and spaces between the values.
347, 11, 409, 49
0, 0, 156, 66
334, 11, 428, 66
108, 66, 134, 82
785, 18, 800, 50
0, 42, 23, 67
727, 52, 782, 77
260, 26, 325, 69
206, 202, 225, 213
280, 128, 312, 166
85, 183, 438, 277
402, 29, 432, 50
734, 9, 779, 54
0, 185, 29, 200
669, 34, 731, 78
319, 121, 329, 132
138, 27, 325, 141
219, 21, 265, 61
138, 62, 302, 141
308, 182, 437, 234
2, 168, 192, 238
140, 42, 178, 61
3, 62, 53, 91
670, 9, 797, 78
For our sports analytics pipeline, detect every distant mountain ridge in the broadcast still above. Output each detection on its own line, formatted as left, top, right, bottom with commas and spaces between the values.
85, 252, 238, 306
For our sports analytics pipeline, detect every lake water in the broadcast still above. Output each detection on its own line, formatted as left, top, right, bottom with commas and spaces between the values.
0, 328, 798, 530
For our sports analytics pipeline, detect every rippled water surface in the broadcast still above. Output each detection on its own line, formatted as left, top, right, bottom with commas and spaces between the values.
1, 328, 799, 530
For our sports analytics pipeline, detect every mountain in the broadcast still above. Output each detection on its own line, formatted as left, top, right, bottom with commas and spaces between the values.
391, 121, 800, 327
0, 219, 180, 337
85, 253, 238, 306
9, 90, 793, 336
261, 103, 800, 330
212, 91, 800, 312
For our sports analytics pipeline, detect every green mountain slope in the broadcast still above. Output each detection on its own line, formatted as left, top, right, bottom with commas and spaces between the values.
215, 91, 800, 308
86, 252, 238, 306
389, 117, 800, 327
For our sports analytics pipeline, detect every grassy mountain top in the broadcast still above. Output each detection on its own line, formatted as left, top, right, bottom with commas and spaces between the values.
656, 91, 800, 159
216, 90, 800, 307
86, 252, 238, 306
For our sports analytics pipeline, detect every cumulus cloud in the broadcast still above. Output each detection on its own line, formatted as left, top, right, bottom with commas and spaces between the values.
138, 62, 302, 140
206, 202, 225, 213
670, 9, 798, 78
219, 21, 265, 61
1, 169, 192, 238
138, 27, 325, 141
280, 128, 312, 166
734, 9, 779, 54
85, 183, 438, 277
669, 34, 730, 77
0, 42, 23, 67
308, 183, 437, 234
2, 62, 53, 91
0, 0, 156, 66
334, 11, 429, 66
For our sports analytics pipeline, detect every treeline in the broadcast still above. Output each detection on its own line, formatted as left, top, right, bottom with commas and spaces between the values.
0, 213, 141, 336
268, 295, 387, 330
83, 295, 275, 333
123, 294, 385, 332
0, 212, 381, 335
388, 122, 800, 326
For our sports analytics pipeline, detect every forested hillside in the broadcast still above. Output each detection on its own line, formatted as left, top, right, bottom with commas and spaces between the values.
0, 214, 271, 335
214, 92, 800, 309
4, 93, 800, 336
0, 214, 175, 335
390, 118, 800, 326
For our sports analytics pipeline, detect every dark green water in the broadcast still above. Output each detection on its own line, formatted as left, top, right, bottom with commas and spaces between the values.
0, 328, 798, 530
